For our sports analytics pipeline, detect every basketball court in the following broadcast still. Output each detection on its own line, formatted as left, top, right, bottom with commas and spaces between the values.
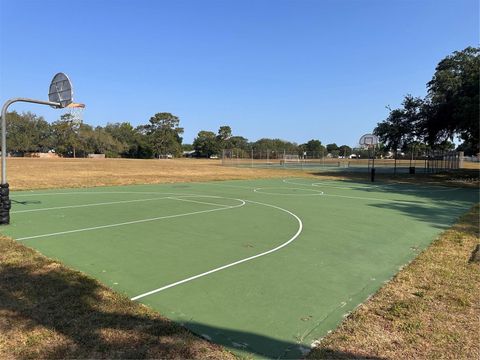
3, 178, 477, 358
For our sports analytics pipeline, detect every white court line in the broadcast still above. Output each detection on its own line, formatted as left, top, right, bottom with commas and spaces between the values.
253, 187, 324, 196
195, 182, 255, 190
283, 178, 457, 205
16, 198, 246, 241
284, 178, 461, 192
12, 191, 164, 197
321, 193, 409, 202
256, 185, 400, 202
166, 197, 231, 208
12, 194, 221, 214
283, 178, 358, 190
12, 196, 177, 214
130, 199, 303, 301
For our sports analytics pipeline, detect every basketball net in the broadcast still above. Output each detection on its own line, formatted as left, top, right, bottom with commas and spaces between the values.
362, 143, 375, 150
61, 102, 85, 124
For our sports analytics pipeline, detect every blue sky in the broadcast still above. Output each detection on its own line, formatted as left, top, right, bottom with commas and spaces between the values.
0, 0, 478, 146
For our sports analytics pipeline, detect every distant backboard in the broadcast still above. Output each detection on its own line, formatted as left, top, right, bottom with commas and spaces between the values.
359, 134, 379, 148
48, 73, 73, 108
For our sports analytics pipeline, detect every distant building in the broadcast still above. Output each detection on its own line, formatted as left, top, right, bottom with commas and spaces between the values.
25, 150, 59, 158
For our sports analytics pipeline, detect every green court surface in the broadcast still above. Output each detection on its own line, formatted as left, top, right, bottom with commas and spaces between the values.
3, 178, 478, 358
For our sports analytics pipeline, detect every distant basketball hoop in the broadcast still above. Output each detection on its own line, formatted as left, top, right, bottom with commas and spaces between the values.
358, 133, 379, 149
358, 134, 379, 182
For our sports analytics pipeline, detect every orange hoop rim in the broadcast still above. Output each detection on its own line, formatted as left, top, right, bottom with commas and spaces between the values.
65, 102, 85, 108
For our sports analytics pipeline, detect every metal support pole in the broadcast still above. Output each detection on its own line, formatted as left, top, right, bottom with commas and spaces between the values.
371, 146, 376, 182
1, 98, 61, 224
2, 98, 60, 184
394, 150, 397, 175
367, 148, 370, 172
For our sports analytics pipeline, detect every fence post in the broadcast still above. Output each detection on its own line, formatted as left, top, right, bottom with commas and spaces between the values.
394, 151, 397, 175
458, 151, 463, 169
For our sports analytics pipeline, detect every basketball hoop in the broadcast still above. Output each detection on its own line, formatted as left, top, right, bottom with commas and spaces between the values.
0, 72, 84, 225
358, 133, 379, 182
358, 134, 379, 149
61, 102, 85, 123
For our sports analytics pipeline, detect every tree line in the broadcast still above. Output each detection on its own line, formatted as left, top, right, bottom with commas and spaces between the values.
6, 111, 356, 159
6, 111, 184, 159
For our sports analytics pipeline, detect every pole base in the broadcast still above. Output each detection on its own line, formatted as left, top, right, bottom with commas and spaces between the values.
0, 183, 10, 225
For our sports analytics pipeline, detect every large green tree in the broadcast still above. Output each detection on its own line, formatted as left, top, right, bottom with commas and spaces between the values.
216, 126, 232, 149
301, 139, 325, 156
89, 126, 125, 157
374, 47, 479, 155
142, 113, 184, 158
253, 138, 299, 156
104, 122, 152, 158
326, 143, 338, 153
374, 95, 424, 154
6, 111, 52, 155
425, 47, 479, 152
228, 136, 249, 150
193, 130, 220, 157
51, 113, 82, 157
338, 145, 352, 157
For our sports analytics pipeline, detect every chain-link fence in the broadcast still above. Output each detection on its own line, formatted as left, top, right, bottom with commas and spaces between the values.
222, 149, 465, 174
222, 149, 342, 169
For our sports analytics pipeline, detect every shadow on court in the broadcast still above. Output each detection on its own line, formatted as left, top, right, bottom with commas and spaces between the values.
309, 172, 479, 229
11, 199, 42, 205
182, 321, 386, 359
0, 240, 384, 360
0, 248, 216, 359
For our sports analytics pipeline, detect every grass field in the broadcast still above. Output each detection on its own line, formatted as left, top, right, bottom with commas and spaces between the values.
6, 158, 305, 190
0, 158, 479, 359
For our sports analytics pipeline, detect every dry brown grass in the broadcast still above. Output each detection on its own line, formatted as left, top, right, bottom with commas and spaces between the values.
7, 157, 306, 190
0, 236, 236, 359
463, 161, 480, 170
7, 157, 477, 191
308, 204, 480, 360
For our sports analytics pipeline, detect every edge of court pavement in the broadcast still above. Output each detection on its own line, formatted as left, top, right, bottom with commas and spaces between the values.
307, 203, 480, 360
